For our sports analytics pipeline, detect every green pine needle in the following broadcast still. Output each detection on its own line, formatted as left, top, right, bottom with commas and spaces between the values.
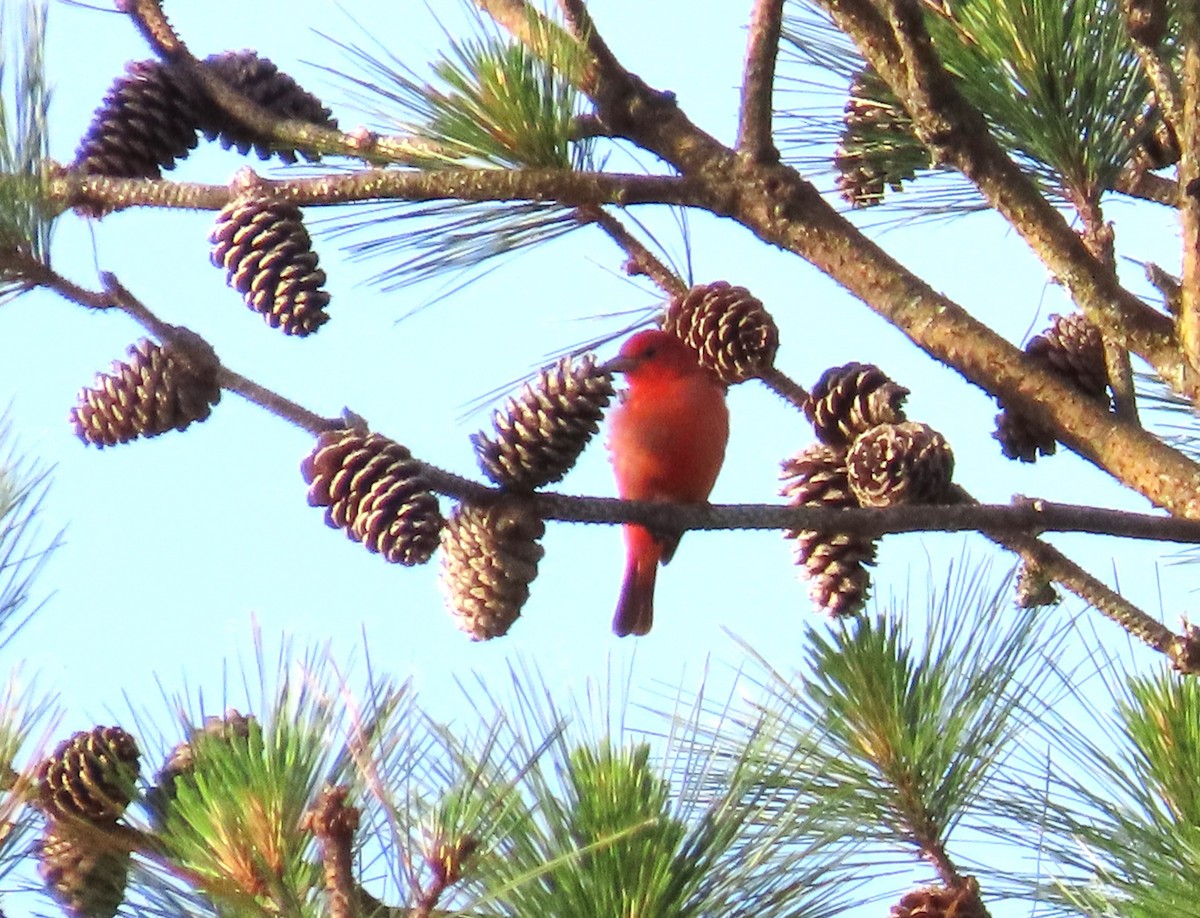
318, 3, 593, 293
0, 413, 60, 648
330, 5, 589, 170
139, 635, 410, 915
1016, 655, 1200, 916
0, 0, 52, 305
731, 560, 1058, 881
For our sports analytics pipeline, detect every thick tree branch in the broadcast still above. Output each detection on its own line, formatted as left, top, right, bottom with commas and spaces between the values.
53, 169, 702, 215
1113, 167, 1179, 206
1179, 5, 1200, 373
738, 0, 786, 162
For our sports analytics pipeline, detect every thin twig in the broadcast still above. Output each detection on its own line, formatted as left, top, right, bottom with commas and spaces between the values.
1122, 0, 1184, 138
557, 0, 623, 93
218, 367, 343, 436
737, 0, 785, 162
579, 205, 687, 297
758, 366, 809, 414
941, 486, 1180, 661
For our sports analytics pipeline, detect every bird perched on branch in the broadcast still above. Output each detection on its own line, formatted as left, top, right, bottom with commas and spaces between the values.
604, 329, 729, 637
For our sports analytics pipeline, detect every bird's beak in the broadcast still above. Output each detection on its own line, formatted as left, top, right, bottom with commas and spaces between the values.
601, 355, 637, 375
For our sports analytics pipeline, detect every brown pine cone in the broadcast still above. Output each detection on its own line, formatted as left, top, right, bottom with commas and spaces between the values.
440, 500, 545, 640
891, 879, 986, 918
846, 421, 954, 507
210, 172, 330, 336
73, 59, 207, 179
1027, 313, 1109, 400
473, 355, 614, 491
780, 444, 876, 618
200, 50, 337, 162
302, 428, 443, 566
68, 331, 222, 448
994, 313, 1109, 463
806, 362, 909, 449
993, 409, 1057, 463
38, 727, 140, 824
146, 710, 256, 827
37, 823, 130, 918
662, 281, 779, 384
836, 68, 930, 207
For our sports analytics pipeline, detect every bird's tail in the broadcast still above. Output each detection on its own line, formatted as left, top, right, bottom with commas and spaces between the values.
613, 525, 662, 637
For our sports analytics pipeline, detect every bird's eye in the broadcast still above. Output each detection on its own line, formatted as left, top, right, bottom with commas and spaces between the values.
644, 345, 658, 358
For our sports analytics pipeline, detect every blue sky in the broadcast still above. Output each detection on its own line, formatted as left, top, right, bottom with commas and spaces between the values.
0, 0, 1190, 913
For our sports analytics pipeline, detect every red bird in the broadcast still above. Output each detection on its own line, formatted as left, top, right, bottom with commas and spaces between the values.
605, 329, 729, 636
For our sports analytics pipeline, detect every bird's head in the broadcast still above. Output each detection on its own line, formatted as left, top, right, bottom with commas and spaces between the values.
602, 329, 703, 382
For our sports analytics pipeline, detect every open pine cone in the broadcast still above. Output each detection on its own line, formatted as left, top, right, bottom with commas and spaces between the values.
440, 499, 545, 640
806, 362, 909, 449
37, 727, 140, 824
473, 354, 614, 490
662, 281, 779, 384
302, 428, 443, 566
780, 443, 876, 618
994, 312, 1110, 463
846, 421, 954, 507
69, 331, 221, 448
210, 170, 330, 336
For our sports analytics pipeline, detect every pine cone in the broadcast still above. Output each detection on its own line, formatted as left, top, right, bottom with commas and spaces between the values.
891, 879, 986, 918
440, 499, 545, 640
473, 355, 614, 490
662, 281, 779, 384
68, 331, 222, 448
806, 362, 909, 449
38, 824, 130, 918
146, 710, 256, 827
210, 171, 330, 336
846, 421, 954, 507
1027, 313, 1109, 399
993, 409, 1056, 463
780, 444, 876, 618
200, 50, 337, 162
73, 59, 206, 179
836, 68, 930, 207
994, 313, 1109, 463
302, 428, 443, 566
38, 727, 140, 824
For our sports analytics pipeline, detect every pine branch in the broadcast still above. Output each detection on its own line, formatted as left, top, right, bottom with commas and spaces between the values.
54, 168, 701, 215
1113, 165, 1178, 205
738, 0, 785, 162
1179, 5, 1200, 374
813, 0, 1190, 398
